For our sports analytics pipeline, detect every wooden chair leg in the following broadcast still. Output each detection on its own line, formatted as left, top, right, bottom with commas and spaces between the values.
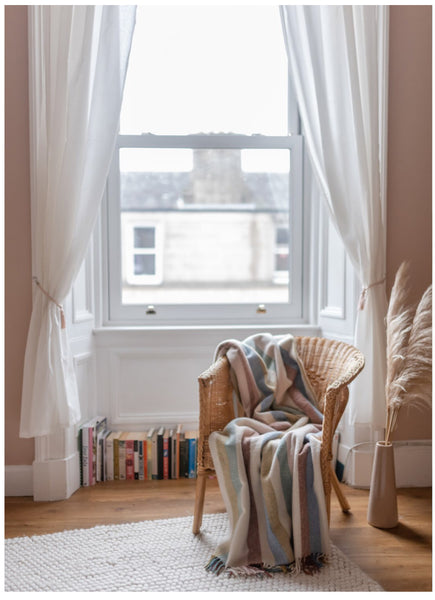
330, 464, 351, 513
192, 471, 208, 534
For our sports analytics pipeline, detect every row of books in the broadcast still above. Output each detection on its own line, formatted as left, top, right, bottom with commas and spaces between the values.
78, 416, 198, 486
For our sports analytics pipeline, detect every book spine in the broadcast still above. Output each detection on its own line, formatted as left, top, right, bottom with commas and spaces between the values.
101, 433, 107, 482
81, 427, 90, 487
188, 436, 197, 479
138, 440, 144, 480
151, 433, 158, 480
171, 435, 177, 479
118, 440, 126, 480
147, 436, 153, 480
179, 437, 189, 478
78, 430, 83, 486
168, 432, 173, 479
157, 431, 164, 480
96, 434, 103, 483
106, 438, 114, 481
163, 435, 169, 480
89, 427, 94, 485
93, 417, 106, 485
176, 428, 182, 479
134, 440, 140, 480
114, 437, 120, 480
125, 439, 134, 480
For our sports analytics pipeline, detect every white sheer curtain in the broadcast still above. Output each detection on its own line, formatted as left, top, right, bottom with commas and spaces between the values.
20, 5, 136, 438
280, 6, 389, 432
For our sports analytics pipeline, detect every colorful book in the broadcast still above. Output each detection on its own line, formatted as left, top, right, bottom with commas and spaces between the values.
163, 429, 170, 480
179, 433, 189, 478
151, 429, 159, 480
135, 432, 148, 480
185, 430, 198, 479
125, 435, 135, 480
78, 429, 84, 486
105, 431, 121, 481
97, 429, 111, 482
92, 417, 107, 484
80, 424, 90, 487
113, 433, 121, 480
146, 428, 154, 481
134, 437, 140, 480
157, 426, 165, 480
118, 432, 129, 480
80, 416, 106, 487
173, 424, 183, 479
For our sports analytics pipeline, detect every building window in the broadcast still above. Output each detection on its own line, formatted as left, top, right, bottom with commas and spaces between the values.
105, 5, 303, 326
122, 218, 162, 288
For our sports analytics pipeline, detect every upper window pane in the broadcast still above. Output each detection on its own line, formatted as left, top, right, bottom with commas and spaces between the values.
134, 227, 155, 249
120, 6, 288, 135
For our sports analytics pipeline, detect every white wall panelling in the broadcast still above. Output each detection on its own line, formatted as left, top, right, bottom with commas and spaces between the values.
339, 439, 432, 489
73, 352, 97, 423
94, 324, 321, 430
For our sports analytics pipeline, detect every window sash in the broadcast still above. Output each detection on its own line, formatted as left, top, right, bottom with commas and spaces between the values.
105, 133, 304, 326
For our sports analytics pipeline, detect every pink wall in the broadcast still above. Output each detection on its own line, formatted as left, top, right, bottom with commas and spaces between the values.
4, 6, 432, 465
387, 6, 432, 440
387, 6, 432, 298
5, 6, 34, 465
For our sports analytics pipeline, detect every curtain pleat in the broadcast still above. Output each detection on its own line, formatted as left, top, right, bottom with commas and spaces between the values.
280, 5, 389, 431
20, 6, 136, 437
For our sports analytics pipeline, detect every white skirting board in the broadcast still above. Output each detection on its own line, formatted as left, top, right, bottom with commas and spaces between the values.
338, 439, 432, 489
5, 453, 81, 500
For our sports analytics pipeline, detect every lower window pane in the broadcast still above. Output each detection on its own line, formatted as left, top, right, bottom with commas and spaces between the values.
120, 147, 291, 305
134, 254, 155, 276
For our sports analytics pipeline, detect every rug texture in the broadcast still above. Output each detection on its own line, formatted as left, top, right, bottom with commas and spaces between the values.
5, 513, 382, 592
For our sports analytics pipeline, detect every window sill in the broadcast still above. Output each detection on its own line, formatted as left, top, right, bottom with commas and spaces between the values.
93, 323, 322, 347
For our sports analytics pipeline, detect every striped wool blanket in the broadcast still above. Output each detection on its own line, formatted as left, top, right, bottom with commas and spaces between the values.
206, 333, 330, 577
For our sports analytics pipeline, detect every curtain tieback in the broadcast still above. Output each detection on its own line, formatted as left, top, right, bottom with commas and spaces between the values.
358, 277, 386, 311
33, 277, 66, 329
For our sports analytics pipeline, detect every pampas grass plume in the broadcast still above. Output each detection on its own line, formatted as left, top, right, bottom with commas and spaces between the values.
385, 262, 432, 443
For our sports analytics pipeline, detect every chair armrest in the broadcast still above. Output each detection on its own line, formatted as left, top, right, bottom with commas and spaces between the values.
323, 350, 365, 432
197, 356, 235, 472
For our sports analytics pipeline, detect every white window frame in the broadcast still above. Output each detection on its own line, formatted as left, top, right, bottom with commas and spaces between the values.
105, 133, 305, 327
102, 7, 308, 328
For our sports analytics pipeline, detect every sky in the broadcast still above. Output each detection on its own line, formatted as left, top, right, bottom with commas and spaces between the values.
120, 5, 288, 137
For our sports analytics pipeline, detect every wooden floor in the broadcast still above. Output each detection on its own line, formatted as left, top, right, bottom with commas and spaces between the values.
5, 478, 432, 592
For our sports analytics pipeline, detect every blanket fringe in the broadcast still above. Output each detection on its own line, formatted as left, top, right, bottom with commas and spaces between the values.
206, 553, 328, 578
297, 552, 328, 575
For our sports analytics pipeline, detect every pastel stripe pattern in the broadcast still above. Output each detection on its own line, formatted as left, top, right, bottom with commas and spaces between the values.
207, 334, 330, 576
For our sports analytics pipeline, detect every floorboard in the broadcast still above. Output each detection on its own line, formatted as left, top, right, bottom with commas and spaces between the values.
4, 479, 432, 592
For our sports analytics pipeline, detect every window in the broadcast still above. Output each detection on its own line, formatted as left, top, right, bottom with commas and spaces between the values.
122, 218, 162, 287
106, 6, 303, 326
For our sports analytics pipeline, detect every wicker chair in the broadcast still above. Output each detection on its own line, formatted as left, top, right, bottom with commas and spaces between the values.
192, 335, 365, 535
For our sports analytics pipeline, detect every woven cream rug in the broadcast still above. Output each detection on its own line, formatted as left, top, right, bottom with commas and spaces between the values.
5, 512, 382, 592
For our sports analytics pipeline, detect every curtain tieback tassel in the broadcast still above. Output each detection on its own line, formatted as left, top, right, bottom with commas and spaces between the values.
33, 277, 66, 329
358, 277, 386, 311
